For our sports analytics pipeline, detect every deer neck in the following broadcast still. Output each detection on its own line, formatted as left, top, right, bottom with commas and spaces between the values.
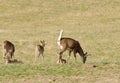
78, 46, 85, 56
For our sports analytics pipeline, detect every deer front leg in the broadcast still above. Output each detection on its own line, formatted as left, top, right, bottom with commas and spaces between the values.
73, 51, 77, 62
3, 50, 7, 60
67, 50, 72, 62
41, 53, 44, 61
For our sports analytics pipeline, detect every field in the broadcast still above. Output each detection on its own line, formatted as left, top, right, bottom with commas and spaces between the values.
0, 0, 120, 83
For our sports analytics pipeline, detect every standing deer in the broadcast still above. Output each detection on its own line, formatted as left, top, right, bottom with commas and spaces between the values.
2, 40, 15, 64
35, 40, 45, 62
57, 30, 87, 64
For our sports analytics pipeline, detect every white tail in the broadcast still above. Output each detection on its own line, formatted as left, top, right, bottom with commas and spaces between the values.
57, 29, 63, 49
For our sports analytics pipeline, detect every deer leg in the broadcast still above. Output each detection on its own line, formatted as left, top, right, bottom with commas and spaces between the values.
3, 50, 7, 60
11, 52, 14, 59
9, 52, 13, 60
41, 53, 44, 61
67, 50, 72, 62
35, 52, 39, 62
73, 51, 77, 62
58, 47, 66, 63
3, 53, 6, 60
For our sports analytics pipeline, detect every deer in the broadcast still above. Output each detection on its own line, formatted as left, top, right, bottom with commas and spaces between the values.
57, 30, 88, 64
57, 53, 67, 64
57, 58, 67, 64
8, 58, 23, 64
35, 40, 45, 62
2, 40, 15, 64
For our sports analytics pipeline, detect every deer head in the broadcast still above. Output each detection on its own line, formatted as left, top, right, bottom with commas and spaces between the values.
81, 52, 88, 64
40, 40, 45, 47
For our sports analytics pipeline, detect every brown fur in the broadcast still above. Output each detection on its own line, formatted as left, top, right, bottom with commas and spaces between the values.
58, 38, 87, 64
8, 59, 23, 64
35, 40, 45, 62
2, 40, 15, 64
57, 58, 67, 64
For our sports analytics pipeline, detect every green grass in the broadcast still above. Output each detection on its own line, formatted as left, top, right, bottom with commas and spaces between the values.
0, 0, 120, 83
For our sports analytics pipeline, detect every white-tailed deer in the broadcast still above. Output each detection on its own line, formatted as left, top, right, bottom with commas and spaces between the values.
2, 40, 15, 64
57, 30, 87, 64
35, 40, 45, 62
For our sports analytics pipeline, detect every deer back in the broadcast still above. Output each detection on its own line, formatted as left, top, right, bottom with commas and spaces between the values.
3, 40, 15, 53
60, 38, 79, 50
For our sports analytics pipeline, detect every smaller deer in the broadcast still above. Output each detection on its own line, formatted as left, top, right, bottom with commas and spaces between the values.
2, 40, 15, 64
35, 40, 45, 62
57, 53, 67, 64
8, 59, 23, 64
57, 58, 67, 64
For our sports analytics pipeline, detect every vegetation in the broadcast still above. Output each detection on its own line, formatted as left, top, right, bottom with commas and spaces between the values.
0, 0, 120, 82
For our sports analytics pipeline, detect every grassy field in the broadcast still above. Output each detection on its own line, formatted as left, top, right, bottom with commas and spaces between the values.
0, 0, 120, 83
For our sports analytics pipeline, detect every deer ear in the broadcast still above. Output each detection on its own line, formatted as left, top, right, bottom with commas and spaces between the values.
84, 52, 88, 57
39, 40, 42, 43
85, 52, 87, 56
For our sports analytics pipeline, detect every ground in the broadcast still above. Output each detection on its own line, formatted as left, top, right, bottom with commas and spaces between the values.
0, 0, 120, 83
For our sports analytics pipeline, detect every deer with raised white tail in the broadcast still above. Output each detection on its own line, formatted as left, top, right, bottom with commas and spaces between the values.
35, 40, 45, 62
57, 30, 88, 64
2, 40, 15, 64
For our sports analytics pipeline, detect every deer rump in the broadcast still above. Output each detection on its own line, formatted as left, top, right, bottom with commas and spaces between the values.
3, 40, 15, 59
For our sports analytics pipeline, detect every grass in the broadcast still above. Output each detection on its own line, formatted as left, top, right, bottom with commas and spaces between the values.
0, 0, 120, 83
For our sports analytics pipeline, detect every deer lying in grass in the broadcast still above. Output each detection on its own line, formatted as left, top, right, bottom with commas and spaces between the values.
57, 58, 67, 64
8, 58, 23, 64
2, 40, 15, 64
57, 53, 67, 64
35, 40, 45, 62
57, 30, 88, 64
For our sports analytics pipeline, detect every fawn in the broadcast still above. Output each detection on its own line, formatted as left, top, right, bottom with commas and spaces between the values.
35, 40, 45, 62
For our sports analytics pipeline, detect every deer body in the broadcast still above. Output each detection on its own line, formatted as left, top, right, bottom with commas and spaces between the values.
2, 40, 15, 64
35, 40, 45, 62
57, 30, 87, 64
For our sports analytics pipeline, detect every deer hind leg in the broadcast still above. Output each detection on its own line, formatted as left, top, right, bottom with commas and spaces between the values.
41, 53, 44, 62
5, 53, 11, 64
3, 52, 7, 60
35, 51, 40, 62
67, 50, 72, 62
9, 52, 13, 60
58, 47, 67, 63
3, 49, 7, 60
11, 52, 14, 59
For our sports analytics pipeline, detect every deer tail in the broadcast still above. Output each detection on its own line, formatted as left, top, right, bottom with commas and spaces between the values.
57, 29, 63, 47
